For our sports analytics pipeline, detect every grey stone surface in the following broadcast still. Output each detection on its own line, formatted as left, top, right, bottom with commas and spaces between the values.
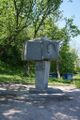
35, 61, 50, 90
23, 37, 59, 90
0, 84, 80, 120
23, 37, 59, 61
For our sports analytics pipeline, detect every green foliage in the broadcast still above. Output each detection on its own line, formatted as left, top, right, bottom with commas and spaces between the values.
0, 60, 80, 88
75, 80, 80, 88
0, 60, 35, 84
0, 0, 80, 70
64, 18, 80, 37
0, 60, 72, 85
60, 45, 77, 73
0, 45, 22, 66
73, 73, 80, 88
32, 0, 62, 37
49, 77, 72, 84
0, 0, 63, 66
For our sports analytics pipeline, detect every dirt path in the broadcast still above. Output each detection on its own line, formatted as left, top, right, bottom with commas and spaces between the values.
0, 84, 80, 120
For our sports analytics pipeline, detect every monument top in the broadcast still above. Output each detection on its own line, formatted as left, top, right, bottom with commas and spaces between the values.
23, 37, 59, 61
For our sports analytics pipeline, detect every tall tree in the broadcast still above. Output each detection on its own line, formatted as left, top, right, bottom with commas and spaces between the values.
32, 0, 62, 38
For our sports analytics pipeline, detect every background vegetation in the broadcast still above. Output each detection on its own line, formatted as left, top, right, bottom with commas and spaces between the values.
0, 0, 80, 87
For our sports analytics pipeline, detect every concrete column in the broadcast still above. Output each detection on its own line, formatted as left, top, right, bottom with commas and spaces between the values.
35, 61, 50, 90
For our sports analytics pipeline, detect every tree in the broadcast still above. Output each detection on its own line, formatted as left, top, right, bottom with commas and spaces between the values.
60, 42, 78, 74
39, 17, 80, 78
32, 0, 62, 38
0, 0, 80, 74
0, 0, 63, 66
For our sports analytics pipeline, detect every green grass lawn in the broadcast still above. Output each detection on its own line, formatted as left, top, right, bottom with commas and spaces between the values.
0, 61, 80, 88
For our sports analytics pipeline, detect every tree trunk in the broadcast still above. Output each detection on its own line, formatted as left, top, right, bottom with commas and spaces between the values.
56, 61, 60, 79
24, 61, 30, 76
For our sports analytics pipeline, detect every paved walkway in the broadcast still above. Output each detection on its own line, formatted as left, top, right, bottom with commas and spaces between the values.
0, 84, 80, 120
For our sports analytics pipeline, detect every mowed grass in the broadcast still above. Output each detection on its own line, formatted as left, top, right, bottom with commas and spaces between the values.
0, 61, 80, 88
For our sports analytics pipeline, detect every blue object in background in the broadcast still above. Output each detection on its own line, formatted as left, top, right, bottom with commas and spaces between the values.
63, 73, 73, 80
49, 73, 57, 78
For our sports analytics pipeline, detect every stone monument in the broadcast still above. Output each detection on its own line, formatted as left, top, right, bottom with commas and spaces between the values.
23, 37, 59, 91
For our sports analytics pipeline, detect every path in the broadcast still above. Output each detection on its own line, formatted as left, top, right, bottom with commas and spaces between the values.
0, 84, 80, 120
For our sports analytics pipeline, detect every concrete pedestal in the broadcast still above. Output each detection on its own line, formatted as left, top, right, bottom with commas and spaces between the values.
35, 61, 50, 90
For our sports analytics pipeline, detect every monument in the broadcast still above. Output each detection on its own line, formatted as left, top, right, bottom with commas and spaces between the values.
23, 37, 59, 91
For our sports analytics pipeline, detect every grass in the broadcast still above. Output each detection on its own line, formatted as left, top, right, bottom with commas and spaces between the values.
49, 77, 73, 85
0, 71, 35, 84
0, 61, 80, 88
72, 73, 80, 88
0, 61, 35, 84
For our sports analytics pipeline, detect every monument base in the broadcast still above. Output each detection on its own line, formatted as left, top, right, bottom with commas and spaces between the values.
29, 87, 64, 94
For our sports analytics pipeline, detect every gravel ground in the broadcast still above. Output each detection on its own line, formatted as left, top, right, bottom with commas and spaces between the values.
0, 84, 80, 120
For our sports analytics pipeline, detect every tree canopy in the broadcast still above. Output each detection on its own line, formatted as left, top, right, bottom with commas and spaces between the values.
0, 0, 80, 74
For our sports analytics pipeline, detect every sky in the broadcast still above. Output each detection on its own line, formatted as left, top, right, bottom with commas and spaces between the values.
59, 0, 80, 56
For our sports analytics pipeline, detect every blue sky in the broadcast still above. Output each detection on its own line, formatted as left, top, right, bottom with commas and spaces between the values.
59, 0, 80, 56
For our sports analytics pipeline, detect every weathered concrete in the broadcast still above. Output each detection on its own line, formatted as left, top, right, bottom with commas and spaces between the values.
35, 61, 50, 90
23, 37, 59, 61
23, 37, 59, 91
0, 84, 80, 120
